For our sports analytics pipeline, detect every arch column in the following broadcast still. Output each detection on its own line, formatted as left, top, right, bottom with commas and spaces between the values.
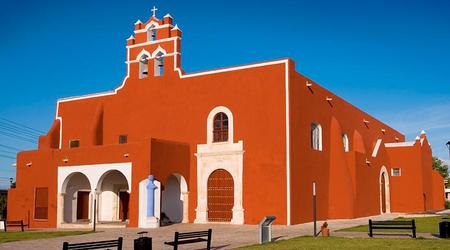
56, 192, 65, 227
379, 166, 391, 214
182, 191, 189, 223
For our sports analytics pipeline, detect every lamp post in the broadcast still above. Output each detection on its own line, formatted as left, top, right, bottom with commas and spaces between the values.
312, 182, 317, 237
93, 188, 99, 232
446, 141, 450, 159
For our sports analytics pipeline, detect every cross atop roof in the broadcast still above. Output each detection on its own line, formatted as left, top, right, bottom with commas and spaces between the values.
151, 6, 158, 17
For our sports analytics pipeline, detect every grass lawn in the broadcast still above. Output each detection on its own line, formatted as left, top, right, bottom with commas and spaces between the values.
0, 231, 93, 243
338, 216, 447, 234
236, 236, 449, 250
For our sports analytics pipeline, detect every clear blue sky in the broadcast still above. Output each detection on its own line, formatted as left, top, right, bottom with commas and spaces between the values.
0, 0, 449, 187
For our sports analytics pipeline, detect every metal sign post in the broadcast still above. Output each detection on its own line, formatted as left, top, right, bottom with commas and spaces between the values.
313, 182, 317, 237
259, 216, 276, 244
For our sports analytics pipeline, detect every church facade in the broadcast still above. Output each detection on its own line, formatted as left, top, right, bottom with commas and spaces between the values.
8, 10, 445, 228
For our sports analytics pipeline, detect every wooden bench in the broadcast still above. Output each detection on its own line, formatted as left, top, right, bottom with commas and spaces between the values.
164, 229, 212, 250
62, 237, 123, 250
3, 220, 28, 232
369, 219, 416, 238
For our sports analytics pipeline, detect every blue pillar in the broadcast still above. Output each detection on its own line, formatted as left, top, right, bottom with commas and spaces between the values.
146, 175, 157, 217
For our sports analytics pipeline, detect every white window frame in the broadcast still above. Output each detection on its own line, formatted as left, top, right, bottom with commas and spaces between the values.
311, 123, 322, 151
147, 25, 157, 41
342, 133, 349, 152
206, 106, 234, 144
391, 168, 401, 177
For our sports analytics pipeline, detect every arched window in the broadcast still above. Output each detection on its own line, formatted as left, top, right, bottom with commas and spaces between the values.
311, 123, 322, 151
154, 52, 164, 76
139, 54, 149, 79
213, 112, 228, 142
147, 25, 156, 41
342, 133, 349, 152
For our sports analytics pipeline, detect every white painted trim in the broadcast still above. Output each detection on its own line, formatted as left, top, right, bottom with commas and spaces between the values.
55, 47, 131, 149
379, 166, 391, 214
57, 162, 132, 193
206, 106, 234, 144
135, 49, 151, 61
372, 139, 382, 157
285, 61, 290, 225
134, 23, 173, 34
127, 52, 179, 64
56, 117, 62, 149
126, 37, 180, 49
384, 141, 415, 148
151, 45, 167, 58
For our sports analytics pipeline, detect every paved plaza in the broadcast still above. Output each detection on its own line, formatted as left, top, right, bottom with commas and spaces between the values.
0, 212, 442, 250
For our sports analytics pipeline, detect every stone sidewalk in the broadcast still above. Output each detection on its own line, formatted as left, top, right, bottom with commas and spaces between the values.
0, 212, 439, 250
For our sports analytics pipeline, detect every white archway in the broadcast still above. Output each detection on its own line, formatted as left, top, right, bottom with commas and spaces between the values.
61, 172, 91, 223
161, 174, 188, 223
57, 162, 132, 227
379, 166, 391, 214
96, 170, 130, 222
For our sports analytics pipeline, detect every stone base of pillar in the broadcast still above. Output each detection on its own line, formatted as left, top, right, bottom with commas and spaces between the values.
141, 216, 159, 228
194, 207, 208, 224
231, 207, 244, 225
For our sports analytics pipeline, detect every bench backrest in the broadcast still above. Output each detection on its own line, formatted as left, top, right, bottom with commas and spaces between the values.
62, 237, 123, 250
6, 220, 24, 225
370, 219, 415, 227
176, 229, 211, 240
371, 220, 414, 226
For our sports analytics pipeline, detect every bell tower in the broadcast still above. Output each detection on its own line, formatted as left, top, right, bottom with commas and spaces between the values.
126, 7, 182, 79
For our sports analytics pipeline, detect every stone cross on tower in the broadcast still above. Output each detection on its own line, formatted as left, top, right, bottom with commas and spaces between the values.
151, 6, 158, 17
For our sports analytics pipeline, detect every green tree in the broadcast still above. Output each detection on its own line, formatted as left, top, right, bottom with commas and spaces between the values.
432, 156, 449, 179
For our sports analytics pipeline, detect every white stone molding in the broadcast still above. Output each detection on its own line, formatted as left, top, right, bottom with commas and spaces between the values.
379, 166, 391, 214
195, 107, 244, 224
206, 106, 234, 144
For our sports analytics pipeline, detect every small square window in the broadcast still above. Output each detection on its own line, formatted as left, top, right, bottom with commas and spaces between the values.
69, 140, 80, 148
392, 168, 401, 176
119, 135, 128, 144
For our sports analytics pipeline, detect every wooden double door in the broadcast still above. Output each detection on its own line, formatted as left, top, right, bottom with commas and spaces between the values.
207, 169, 234, 222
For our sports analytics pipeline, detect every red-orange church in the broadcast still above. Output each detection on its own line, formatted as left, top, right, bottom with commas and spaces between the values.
8, 9, 445, 229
